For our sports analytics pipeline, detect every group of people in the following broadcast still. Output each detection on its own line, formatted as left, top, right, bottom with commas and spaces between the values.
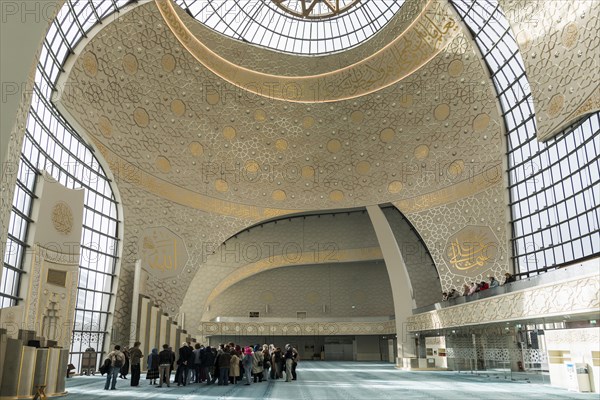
442, 272, 517, 301
102, 341, 299, 390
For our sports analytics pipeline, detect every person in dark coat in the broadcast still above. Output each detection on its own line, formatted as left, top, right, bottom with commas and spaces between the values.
146, 348, 159, 385
157, 345, 172, 388
202, 345, 215, 383
217, 347, 232, 385
504, 272, 516, 284
129, 342, 143, 386
119, 347, 130, 379
177, 342, 193, 386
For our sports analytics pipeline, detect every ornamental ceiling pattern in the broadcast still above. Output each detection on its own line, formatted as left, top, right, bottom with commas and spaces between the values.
55, 0, 506, 335
500, 0, 600, 141
158, 0, 461, 102
59, 2, 501, 212
178, 0, 429, 76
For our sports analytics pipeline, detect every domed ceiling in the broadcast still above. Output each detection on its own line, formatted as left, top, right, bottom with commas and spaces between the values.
54, 0, 509, 334
174, 0, 407, 54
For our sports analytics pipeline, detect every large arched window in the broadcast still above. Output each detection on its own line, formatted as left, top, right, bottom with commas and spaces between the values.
1, 0, 130, 371
450, 0, 599, 274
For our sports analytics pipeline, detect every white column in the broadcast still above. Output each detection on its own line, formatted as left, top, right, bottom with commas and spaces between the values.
366, 205, 416, 363
159, 314, 169, 350
139, 297, 151, 360
130, 260, 142, 346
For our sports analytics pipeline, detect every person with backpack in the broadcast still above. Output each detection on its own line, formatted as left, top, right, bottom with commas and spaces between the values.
104, 345, 125, 390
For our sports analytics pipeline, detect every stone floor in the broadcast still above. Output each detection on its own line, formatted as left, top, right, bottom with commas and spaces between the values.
65, 361, 596, 399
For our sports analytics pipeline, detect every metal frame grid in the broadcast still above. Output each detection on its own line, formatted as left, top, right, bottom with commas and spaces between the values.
175, 0, 405, 55
450, 0, 599, 275
1, 0, 131, 371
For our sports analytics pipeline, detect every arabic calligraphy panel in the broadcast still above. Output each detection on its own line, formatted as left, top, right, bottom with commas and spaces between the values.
442, 225, 499, 277
139, 226, 189, 279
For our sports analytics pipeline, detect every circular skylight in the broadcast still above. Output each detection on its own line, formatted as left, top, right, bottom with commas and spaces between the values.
175, 0, 405, 55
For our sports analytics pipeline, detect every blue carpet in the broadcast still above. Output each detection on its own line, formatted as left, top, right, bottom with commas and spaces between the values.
65, 361, 596, 399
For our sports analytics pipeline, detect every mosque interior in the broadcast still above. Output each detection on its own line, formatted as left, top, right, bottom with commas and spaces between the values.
0, 0, 598, 397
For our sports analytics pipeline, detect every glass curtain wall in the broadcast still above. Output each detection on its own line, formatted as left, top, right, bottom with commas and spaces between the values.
450, 0, 600, 275
1, 0, 131, 370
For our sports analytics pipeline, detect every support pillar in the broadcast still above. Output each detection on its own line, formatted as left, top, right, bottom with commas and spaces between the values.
366, 205, 416, 363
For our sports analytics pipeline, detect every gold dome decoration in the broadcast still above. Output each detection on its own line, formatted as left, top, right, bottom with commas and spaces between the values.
51, 201, 73, 235
547, 94, 565, 118
97, 116, 112, 138
379, 128, 395, 143
329, 190, 344, 202
301, 166, 315, 178
156, 0, 460, 103
206, 90, 220, 105
254, 109, 267, 122
447, 59, 463, 77
355, 161, 371, 175
244, 161, 260, 173
188, 141, 204, 157
82, 51, 98, 77
414, 144, 430, 160
215, 179, 229, 192
275, 139, 288, 151
350, 110, 364, 124
473, 113, 490, 133
223, 126, 237, 140
171, 99, 186, 117
434, 104, 450, 121
399, 94, 413, 108
133, 107, 150, 127
271, 189, 287, 201
302, 116, 315, 128
122, 53, 138, 75
156, 156, 171, 173
387, 180, 403, 194
447, 159, 465, 178
327, 139, 342, 153
561, 22, 579, 49
161, 53, 176, 72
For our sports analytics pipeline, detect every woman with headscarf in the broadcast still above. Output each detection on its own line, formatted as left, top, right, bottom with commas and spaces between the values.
229, 348, 240, 384
146, 348, 159, 385
242, 347, 253, 385
251, 345, 264, 382
262, 344, 270, 381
